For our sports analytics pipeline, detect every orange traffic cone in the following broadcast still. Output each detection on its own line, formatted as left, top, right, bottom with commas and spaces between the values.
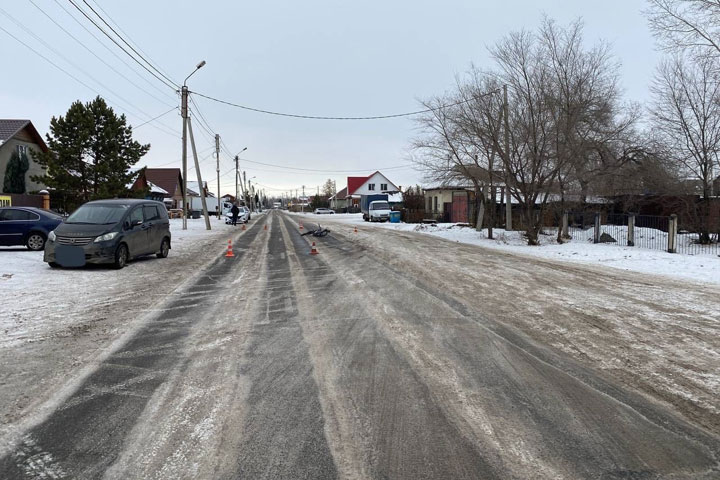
310, 241, 319, 255
241, 223, 246, 231
354, 226, 358, 234
299, 222, 303, 231
264, 224, 268, 230
225, 239, 235, 257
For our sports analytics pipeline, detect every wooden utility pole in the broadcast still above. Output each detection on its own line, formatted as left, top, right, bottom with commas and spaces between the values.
186, 117, 211, 230
181, 85, 189, 230
215, 134, 221, 220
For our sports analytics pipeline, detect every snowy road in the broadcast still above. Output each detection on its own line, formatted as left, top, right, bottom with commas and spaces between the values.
1, 211, 719, 478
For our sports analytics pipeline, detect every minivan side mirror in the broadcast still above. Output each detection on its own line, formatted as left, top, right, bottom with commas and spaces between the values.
131, 219, 142, 228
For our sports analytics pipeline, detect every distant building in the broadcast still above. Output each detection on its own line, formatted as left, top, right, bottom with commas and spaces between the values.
0, 119, 48, 194
131, 168, 184, 209
345, 171, 401, 206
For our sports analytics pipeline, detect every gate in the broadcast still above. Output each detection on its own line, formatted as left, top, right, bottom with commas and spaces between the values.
451, 192, 468, 223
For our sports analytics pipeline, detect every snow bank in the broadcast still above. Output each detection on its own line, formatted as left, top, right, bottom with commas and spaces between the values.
291, 212, 720, 286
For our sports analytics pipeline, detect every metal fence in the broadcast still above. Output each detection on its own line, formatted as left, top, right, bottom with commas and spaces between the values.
564, 211, 719, 257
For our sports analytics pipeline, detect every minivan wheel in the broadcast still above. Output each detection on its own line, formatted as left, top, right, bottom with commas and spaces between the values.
48, 262, 61, 269
27, 233, 46, 251
114, 244, 128, 269
157, 238, 170, 258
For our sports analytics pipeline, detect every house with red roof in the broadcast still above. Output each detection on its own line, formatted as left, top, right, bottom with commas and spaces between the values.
343, 171, 401, 207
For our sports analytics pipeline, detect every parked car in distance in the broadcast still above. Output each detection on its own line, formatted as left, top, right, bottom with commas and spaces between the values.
0, 207, 64, 251
313, 208, 335, 215
224, 206, 250, 224
43, 199, 171, 269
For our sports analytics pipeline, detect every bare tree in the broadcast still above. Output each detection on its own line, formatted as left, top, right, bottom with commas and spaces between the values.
647, 0, 720, 57
413, 18, 638, 245
650, 54, 720, 242
322, 178, 335, 198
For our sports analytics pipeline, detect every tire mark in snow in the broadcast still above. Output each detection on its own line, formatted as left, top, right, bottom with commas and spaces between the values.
0, 221, 266, 479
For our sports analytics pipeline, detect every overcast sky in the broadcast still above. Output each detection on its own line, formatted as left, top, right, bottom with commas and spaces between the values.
1, 0, 661, 198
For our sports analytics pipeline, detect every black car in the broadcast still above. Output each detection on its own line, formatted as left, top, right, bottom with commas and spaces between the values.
44, 199, 171, 269
0, 207, 64, 251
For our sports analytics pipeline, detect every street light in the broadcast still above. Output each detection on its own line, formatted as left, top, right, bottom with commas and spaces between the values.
181, 60, 207, 230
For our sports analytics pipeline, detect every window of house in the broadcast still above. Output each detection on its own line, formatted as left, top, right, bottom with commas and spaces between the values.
368, 183, 375, 191
433, 196, 438, 212
16, 145, 28, 158
380, 183, 387, 191
427, 197, 432, 211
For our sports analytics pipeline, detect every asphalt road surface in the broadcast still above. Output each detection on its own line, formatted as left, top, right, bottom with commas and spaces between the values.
1, 211, 719, 479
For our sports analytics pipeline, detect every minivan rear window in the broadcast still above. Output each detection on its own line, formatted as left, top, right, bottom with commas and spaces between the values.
66, 204, 128, 224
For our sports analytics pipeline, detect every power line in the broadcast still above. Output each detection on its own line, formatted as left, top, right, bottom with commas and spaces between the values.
66, 0, 177, 91
51, 0, 176, 102
134, 107, 178, 129
0, 21, 179, 139
235, 156, 415, 173
28, 0, 175, 109
79, 0, 178, 89
85, 0, 176, 84
190, 89, 502, 121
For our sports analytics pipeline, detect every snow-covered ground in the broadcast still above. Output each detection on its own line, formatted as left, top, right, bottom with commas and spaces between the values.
0, 215, 261, 434
292, 212, 720, 285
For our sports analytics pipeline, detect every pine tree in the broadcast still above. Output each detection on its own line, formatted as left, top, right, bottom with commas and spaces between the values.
2, 150, 29, 194
32, 96, 150, 204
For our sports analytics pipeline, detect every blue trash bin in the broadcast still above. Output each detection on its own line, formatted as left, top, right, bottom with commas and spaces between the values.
389, 211, 401, 223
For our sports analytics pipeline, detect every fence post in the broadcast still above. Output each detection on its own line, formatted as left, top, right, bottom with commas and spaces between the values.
668, 214, 678, 253
627, 214, 635, 247
562, 211, 569, 239
594, 212, 601, 244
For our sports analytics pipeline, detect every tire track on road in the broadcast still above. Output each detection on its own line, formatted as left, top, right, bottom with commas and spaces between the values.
0, 218, 268, 479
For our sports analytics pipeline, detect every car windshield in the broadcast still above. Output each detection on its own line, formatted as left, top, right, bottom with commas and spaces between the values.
371, 202, 389, 210
66, 204, 128, 224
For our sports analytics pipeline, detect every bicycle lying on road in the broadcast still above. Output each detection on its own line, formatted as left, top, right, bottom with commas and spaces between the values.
301, 224, 330, 237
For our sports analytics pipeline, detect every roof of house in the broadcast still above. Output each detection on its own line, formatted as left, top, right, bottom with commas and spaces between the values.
0, 119, 48, 152
330, 186, 348, 200
347, 171, 401, 195
144, 168, 182, 196
147, 181, 168, 195
347, 176, 369, 196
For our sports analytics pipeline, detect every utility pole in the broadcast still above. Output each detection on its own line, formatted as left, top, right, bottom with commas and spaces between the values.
301, 185, 305, 213
215, 134, 221, 220
181, 85, 189, 230
186, 116, 211, 230
503, 84, 512, 231
243, 171, 247, 206
235, 155, 239, 202
180, 60, 205, 230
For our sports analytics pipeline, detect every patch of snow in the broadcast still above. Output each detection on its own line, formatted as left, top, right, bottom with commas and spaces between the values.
291, 212, 720, 286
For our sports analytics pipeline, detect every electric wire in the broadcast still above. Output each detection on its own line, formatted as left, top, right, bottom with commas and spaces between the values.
66, 0, 178, 91
52, 0, 176, 102
86, 0, 176, 84
79, 0, 178, 89
134, 107, 178, 129
233, 157, 415, 173
190, 89, 502, 121
0, 22, 179, 139
28, 0, 175, 109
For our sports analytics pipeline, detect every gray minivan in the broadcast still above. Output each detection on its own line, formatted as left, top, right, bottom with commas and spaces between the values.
44, 199, 171, 269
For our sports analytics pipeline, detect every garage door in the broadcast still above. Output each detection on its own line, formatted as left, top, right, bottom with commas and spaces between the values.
451, 192, 468, 223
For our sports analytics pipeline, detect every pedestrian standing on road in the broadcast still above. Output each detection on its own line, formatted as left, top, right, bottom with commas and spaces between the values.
231, 203, 240, 226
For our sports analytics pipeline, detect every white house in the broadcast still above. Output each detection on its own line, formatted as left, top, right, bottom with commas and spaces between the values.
346, 171, 401, 206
